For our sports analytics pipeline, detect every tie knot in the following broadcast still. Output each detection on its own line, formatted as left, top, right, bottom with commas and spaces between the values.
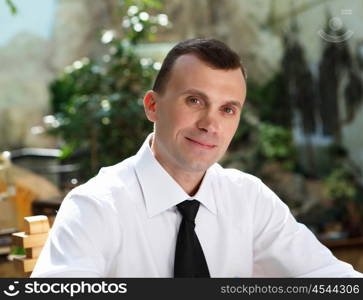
177, 200, 200, 223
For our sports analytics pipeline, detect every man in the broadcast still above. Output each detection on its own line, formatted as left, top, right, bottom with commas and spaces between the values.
32, 38, 362, 277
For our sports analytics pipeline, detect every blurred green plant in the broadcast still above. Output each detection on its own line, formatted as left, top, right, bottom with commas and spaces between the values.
120, 0, 168, 44
10, 246, 25, 256
324, 167, 357, 202
258, 122, 296, 169
5, 0, 17, 15
47, 0, 169, 179
322, 166, 363, 237
247, 74, 291, 127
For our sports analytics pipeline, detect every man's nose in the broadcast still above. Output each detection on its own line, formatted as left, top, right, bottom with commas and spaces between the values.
196, 111, 220, 134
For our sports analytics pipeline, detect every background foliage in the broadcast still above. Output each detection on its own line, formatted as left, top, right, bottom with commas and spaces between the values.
48, 0, 168, 179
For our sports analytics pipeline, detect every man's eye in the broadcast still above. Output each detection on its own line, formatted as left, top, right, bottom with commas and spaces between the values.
188, 97, 200, 104
223, 107, 235, 115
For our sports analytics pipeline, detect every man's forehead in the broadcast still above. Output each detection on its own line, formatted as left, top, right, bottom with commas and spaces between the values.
172, 54, 214, 71
168, 54, 244, 83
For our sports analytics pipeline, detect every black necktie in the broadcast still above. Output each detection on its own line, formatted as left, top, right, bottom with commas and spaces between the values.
174, 200, 210, 277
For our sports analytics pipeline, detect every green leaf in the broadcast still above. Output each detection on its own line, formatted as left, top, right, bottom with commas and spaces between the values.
11, 246, 25, 255
5, 0, 17, 15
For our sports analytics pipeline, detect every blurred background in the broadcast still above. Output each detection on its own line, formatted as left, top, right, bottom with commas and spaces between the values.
1, 0, 363, 276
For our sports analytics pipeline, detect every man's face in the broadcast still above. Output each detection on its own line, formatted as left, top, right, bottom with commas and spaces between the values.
145, 54, 246, 175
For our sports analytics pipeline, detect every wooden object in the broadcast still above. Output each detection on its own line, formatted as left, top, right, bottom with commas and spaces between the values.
12, 215, 50, 274
13, 258, 37, 273
24, 215, 50, 235
12, 232, 48, 248
25, 247, 42, 258
0, 165, 61, 234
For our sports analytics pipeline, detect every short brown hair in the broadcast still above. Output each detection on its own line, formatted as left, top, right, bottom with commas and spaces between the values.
152, 38, 247, 93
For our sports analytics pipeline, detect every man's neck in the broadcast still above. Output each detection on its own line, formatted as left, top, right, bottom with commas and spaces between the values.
161, 163, 205, 196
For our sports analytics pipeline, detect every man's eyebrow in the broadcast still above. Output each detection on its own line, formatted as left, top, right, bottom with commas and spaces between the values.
180, 88, 243, 110
225, 100, 243, 110
180, 89, 209, 99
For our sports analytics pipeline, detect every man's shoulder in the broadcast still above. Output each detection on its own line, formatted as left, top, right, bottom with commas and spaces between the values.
213, 164, 285, 213
212, 163, 262, 188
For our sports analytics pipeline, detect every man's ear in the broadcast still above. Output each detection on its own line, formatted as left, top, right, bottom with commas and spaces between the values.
143, 90, 157, 122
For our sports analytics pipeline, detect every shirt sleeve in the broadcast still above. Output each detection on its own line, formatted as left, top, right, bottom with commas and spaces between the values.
30, 189, 121, 278
252, 180, 363, 277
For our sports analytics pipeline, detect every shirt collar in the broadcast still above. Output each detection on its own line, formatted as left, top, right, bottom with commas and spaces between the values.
133, 133, 217, 218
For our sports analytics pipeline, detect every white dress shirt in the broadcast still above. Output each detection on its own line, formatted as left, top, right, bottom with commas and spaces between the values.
31, 133, 362, 277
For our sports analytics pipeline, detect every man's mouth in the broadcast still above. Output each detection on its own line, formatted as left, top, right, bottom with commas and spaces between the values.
185, 137, 216, 149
